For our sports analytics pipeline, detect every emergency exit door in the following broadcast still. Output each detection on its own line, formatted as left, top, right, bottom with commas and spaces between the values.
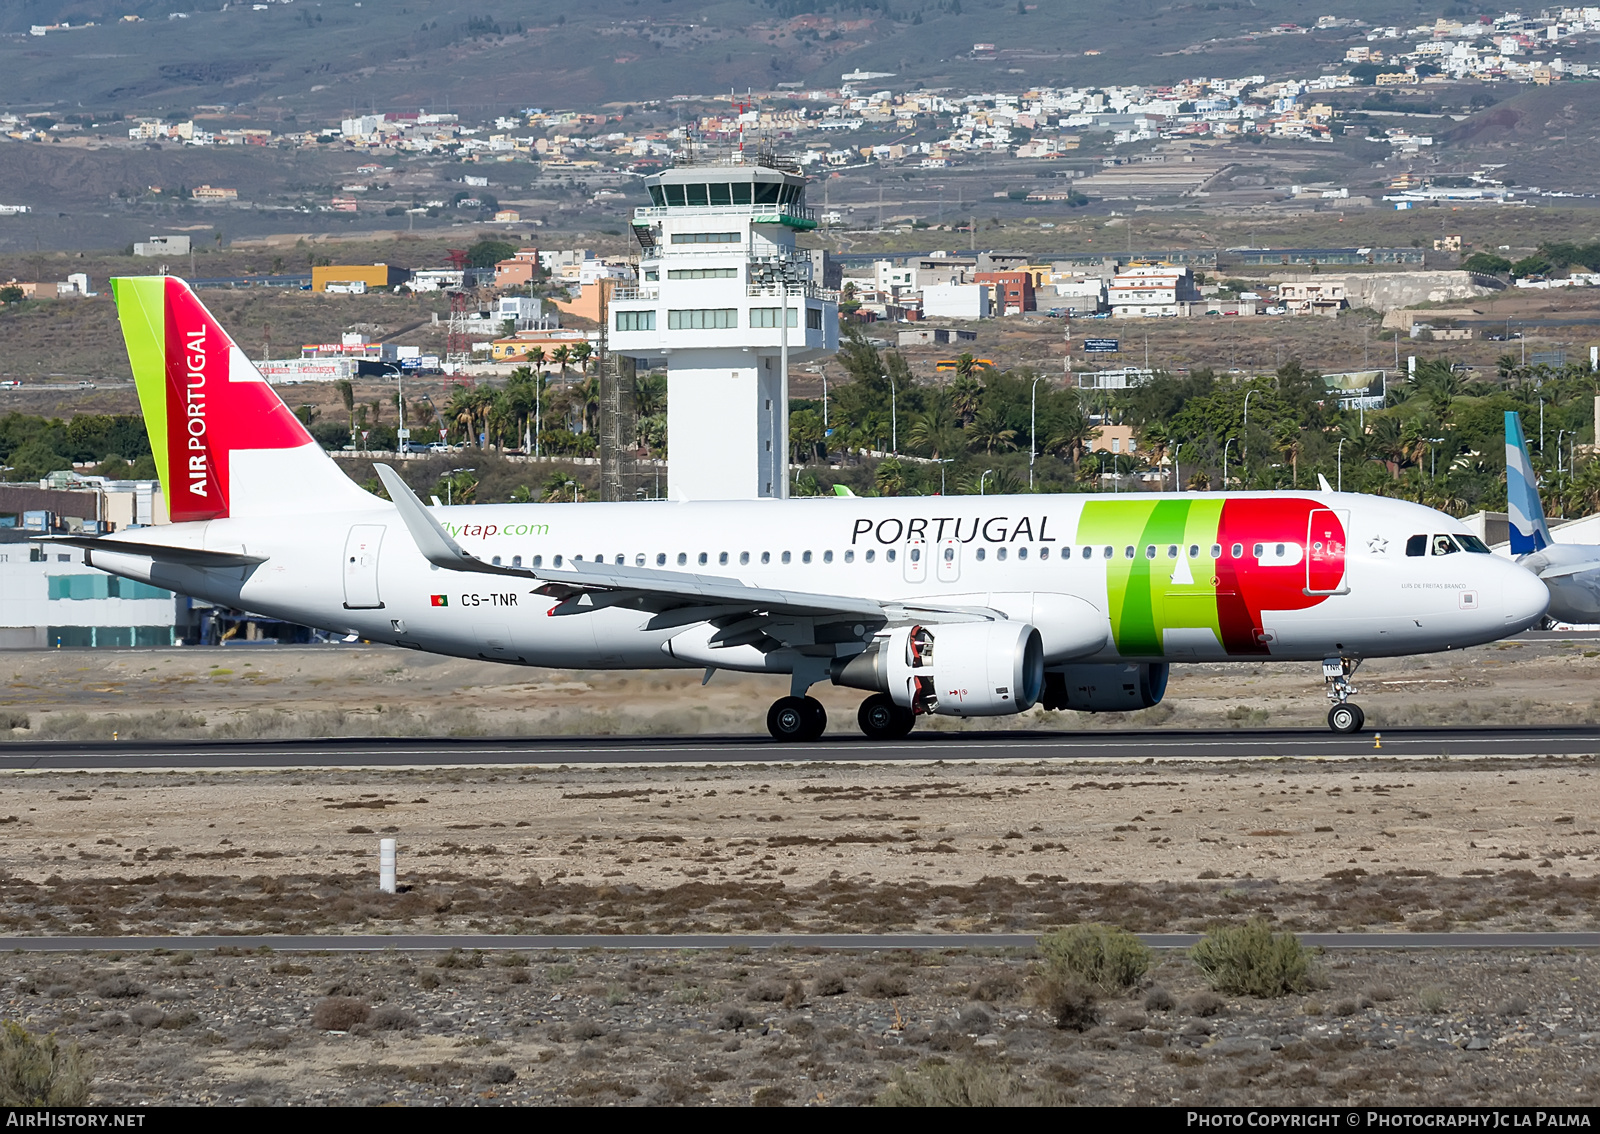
343, 524, 386, 609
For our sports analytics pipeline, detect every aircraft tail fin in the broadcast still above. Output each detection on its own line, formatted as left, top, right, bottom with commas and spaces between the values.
111, 276, 373, 522
1505, 410, 1553, 554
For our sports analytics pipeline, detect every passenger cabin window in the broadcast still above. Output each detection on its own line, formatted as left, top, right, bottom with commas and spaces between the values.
844, 550, 854, 563
740, 552, 750, 565
677, 552, 687, 566
761, 552, 771, 564
1405, 535, 1427, 557
996, 547, 1007, 561
553, 555, 563, 567
975, 548, 986, 561
1231, 543, 1243, 559
532, 555, 543, 568
656, 553, 667, 566
782, 551, 792, 564
698, 552, 708, 566
823, 550, 833, 564
865, 550, 875, 563
1039, 547, 1049, 560
886, 549, 897, 563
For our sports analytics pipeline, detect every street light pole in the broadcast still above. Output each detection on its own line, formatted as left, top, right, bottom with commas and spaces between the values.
888, 371, 897, 455
1337, 436, 1345, 493
979, 468, 993, 496
1241, 388, 1257, 485
934, 457, 953, 495
1223, 437, 1234, 489
1029, 375, 1041, 490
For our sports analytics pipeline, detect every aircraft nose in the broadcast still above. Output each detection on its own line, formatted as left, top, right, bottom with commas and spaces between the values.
1501, 561, 1550, 633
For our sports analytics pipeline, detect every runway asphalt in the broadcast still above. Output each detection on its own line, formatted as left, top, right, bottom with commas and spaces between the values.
0, 932, 1596, 952
1, 726, 1599, 770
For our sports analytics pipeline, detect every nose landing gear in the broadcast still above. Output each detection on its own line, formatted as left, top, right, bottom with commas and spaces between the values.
1323, 656, 1365, 734
766, 695, 828, 742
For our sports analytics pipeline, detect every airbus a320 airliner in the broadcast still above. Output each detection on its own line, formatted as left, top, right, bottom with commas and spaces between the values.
52, 278, 1550, 739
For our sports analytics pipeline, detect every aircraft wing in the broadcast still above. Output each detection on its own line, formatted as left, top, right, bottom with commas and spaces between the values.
374, 464, 1000, 627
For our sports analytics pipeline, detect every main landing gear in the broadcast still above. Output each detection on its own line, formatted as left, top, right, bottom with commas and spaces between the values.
856, 692, 916, 740
766, 696, 827, 742
1323, 656, 1366, 734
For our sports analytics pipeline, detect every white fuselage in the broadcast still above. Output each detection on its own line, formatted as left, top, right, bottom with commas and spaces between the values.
86, 490, 1548, 670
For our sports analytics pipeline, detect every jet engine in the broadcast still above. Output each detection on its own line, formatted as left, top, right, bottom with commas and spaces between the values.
832, 621, 1044, 716
1038, 663, 1170, 713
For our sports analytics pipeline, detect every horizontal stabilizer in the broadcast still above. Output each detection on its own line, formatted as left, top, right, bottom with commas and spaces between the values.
1531, 559, 1600, 581
40, 535, 268, 567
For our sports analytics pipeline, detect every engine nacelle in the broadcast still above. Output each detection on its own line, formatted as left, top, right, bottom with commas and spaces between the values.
832, 621, 1044, 717
1039, 663, 1170, 713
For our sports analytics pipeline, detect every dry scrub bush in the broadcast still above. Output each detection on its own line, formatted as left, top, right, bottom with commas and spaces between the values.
1190, 918, 1317, 998
876, 1059, 1025, 1107
0, 1021, 90, 1106
1037, 923, 1153, 993
1034, 975, 1099, 1032
312, 997, 371, 1031
860, 972, 911, 999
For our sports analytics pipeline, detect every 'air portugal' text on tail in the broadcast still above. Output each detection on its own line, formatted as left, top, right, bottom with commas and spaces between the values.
111, 276, 372, 520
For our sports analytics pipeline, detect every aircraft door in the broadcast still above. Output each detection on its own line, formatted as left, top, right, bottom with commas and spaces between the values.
342, 525, 386, 609
904, 538, 927, 583
1306, 509, 1350, 596
936, 538, 960, 583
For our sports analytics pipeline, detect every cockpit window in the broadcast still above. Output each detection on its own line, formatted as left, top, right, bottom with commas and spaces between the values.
1456, 534, 1491, 554
1431, 534, 1459, 556
1405, 534, 1427, 558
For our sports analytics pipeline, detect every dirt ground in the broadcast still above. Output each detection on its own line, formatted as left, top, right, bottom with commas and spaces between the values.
4, 638, 1600, 1105
4, 946, 1598, 1106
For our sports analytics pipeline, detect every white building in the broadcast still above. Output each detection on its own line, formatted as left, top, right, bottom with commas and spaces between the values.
921, 282, 991, 320
608, 157, 839, 500
133, 235, 190, 257
1108, 263, 1202, 317
0, 540, 180, 648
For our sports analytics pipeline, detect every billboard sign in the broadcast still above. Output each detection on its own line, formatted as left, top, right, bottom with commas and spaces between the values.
1323, 369, 1385, 410
1083, 338, 1120, 353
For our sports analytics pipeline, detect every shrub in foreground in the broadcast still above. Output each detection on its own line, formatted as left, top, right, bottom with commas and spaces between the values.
1037, 923, 1153, 992
875, 1059, 1023, 1107
1190, 918, 1317, 997
0, 1021, 90, 1106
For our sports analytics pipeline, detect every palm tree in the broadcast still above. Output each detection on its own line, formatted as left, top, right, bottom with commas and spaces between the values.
948, 373, 984, 426
540, 471, 583, 502
569, 341, 593, 376
1042, 404, 1095, 466
550, 345, 572, 386
334, 378, 355, 441
906, 399, 961, 459
965, 406, 1017, 454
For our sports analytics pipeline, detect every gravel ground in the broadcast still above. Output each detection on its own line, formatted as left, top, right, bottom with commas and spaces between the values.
5, 946, 1599, 1106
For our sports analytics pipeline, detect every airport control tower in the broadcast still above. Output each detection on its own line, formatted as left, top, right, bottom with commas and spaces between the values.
608, 153, 838, 500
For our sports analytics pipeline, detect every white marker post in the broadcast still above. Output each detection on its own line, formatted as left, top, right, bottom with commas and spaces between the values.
379, 838, 397, 894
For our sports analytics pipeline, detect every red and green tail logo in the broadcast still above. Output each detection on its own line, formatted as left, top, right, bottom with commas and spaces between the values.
111, 277, 313, 523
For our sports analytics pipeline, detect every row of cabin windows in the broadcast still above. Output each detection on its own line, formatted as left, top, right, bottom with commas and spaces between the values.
651, 181, 802, 209
628, 307, 821, 332
484, 542, 1334, 570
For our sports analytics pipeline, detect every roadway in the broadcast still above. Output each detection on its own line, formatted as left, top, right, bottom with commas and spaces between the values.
0, 932, 1595, 952
2, 726, 1599, 771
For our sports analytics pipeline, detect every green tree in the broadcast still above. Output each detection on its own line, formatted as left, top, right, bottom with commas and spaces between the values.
1461, 252, 1512, 275
465, 239, 518, 269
